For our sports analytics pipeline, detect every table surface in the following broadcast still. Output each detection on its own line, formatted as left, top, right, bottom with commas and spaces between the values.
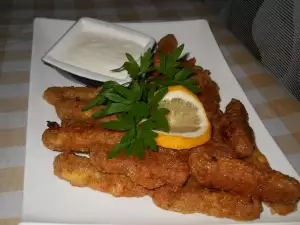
0, 0, 300, 224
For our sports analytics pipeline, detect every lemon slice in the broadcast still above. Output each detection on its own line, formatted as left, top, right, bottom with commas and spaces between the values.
155, 85, 211, 150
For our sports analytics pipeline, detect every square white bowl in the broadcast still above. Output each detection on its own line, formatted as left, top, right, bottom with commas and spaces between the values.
42, 17, 156, 85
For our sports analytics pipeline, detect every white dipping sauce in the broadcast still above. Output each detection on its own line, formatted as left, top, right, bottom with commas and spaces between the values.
57, 32, 145, 80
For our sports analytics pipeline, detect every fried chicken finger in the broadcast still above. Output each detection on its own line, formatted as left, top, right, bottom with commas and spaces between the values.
89, 144, 190, 189
244, 149, 298, 215
51, 99, 116, 121
54, 152, 150, 197
152, 177, 262, 221
223, 98, 254, 157
43, 86, 99, 105
189, 144, 300, 204
42, 123, 123, 153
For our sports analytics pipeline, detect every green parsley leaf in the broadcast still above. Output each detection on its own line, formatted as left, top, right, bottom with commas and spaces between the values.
131, 81, 142, 100
151, 108, 169, 132
124, 61, 140, 79
82, 82, 118, 112
100, 119, 134, 131
107, 142, 130, 159
111, 65, 125, 72
125, 137, 144, 157
183, 78, 198, 85
182, 83, 201, 94
130, 102, 149, 122
114, 85, 135, 100
82, 94, 106, 112
143, 137, 158, 151
140, 49, 153, 73
133, 139, 145, 159
167, 44, 184, 65
102, 91, 127, 103
147, 88, 155, 104
140, 119, 155, 130
150, 87, 168, 108
159, 52, 166, 72
103, 81, 119, 90
145, 129, 159, 139
92, 102, 131, 118
174, 68, 194, 81
120, 127, 136, 144
164, 67, 180, 79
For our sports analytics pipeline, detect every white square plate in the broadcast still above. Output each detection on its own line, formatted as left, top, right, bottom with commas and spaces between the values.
21, 18, 300, 225
42, 17, 155, 84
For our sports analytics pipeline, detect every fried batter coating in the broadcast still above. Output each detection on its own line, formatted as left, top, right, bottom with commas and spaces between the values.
51, 99, 116, 121
54, 153, 149, 197
89, 144, 190, 189
207, 99, 254, 158
43, 86, 99, 105
54, 99, 99, 120
265, 202, 297, 216
193, 68, 221, 118
152, 177, 262, 221
156, 34, 178, 55
244, 149, 298, 215
189, 144, 300, 204
223, 98, 254, 157
209, 109, 228, 143
244, 149, 269, 168
42, 124, 123, 153
158, 147, 190, 162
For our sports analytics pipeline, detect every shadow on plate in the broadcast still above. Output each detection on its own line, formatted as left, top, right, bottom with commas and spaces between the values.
43, 62, 104, 87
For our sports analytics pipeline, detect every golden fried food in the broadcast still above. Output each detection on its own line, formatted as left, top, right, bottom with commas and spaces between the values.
43, 86, 99, 105
206, 99, 254, 158
54, 152, 150, 197
152, 177, 263, 221
156, 34, 178, 55
42, 122, 123, 152
54, 99, 99, 120
194, 68, 221, 118
89, 144, 190, 189
51, 99, 116, 121
244, 149, 298, 215
265, 202, 297, 216
223, 98, 254, 157
189, 144, 300, 204
41, 33, 300, 221
243, 149, 270, 170
209, 109, 228, 143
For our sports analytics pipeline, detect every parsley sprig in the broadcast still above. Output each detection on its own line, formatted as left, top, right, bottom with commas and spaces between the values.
82, 44, 200, 159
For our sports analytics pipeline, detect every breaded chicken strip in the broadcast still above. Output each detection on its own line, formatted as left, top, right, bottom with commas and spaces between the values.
152, 177, 262, 221
189, 144, 300, 204
54, 99, 99, 120
42, 123, 123, 153
244, 149, 298, 215
209, 109, 228, 143
223, 98, 254, 157
156, 34, 178, 55
207, 99, 254, 158
43, 86, 99, 105
193, 68, 221, 119
54, 153, 150, 197
51, 99, 116, 121
89, 144, 190, 189
43, 120, 191, 159
44, 121, 190, 189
